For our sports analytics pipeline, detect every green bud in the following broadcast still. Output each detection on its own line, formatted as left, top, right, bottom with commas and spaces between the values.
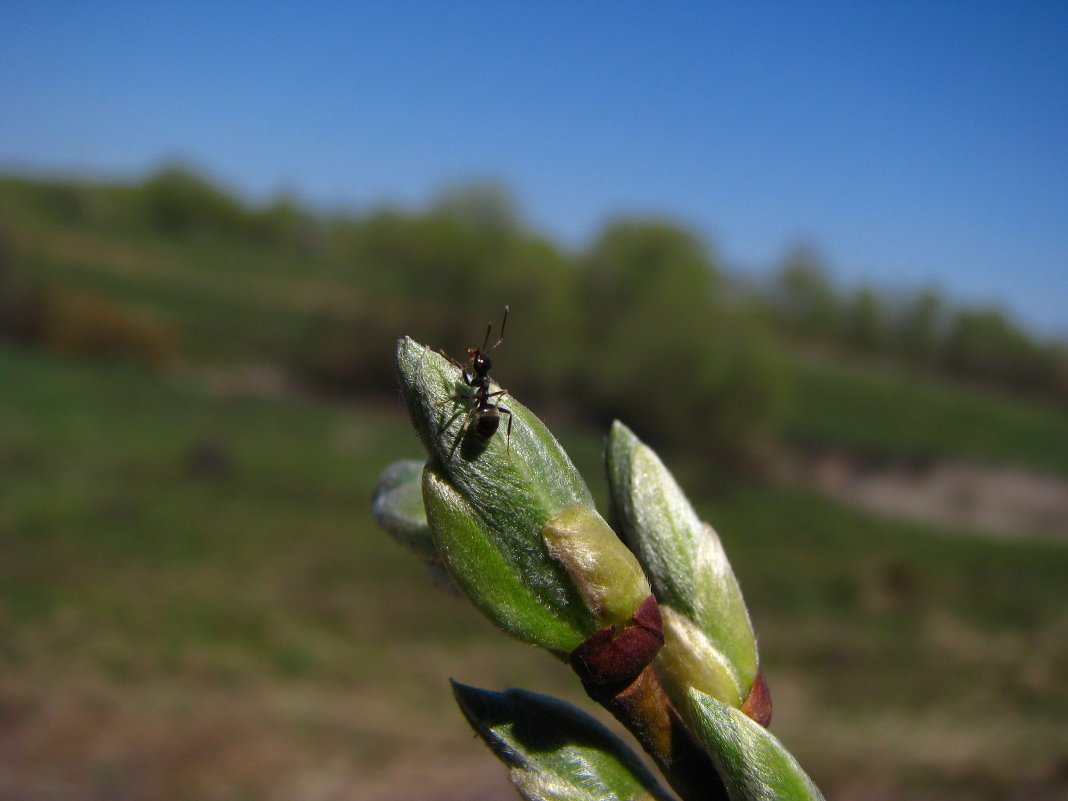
372, 459, 455, 590
452, 681, 674, 801
400, 338, 648, 654
423, 465, 590, 650
372, 459, 436, 559
396, 337, 593, 513
655, 606, 742, 711
687, 689, 824, 801
607, 421, 758, 707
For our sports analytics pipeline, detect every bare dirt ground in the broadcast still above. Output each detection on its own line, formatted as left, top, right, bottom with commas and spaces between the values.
778, 449, 1068, 541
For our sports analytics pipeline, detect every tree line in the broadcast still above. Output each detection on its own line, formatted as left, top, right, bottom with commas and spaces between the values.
767, 246, 1068, 399
2, 166, 1064, 470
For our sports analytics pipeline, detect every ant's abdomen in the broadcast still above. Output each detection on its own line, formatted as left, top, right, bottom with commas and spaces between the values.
475, 412, 501, 439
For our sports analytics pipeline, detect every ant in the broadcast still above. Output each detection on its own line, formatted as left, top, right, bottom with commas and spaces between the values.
440, 306, 513, 460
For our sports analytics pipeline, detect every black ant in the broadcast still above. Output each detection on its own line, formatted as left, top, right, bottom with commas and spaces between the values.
440, 306, 513, 460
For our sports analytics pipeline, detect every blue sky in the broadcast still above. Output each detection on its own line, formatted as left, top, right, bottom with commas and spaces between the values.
2, 2, 1066, 335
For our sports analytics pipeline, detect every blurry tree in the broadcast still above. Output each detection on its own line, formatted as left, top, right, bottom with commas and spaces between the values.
140, 164, 249, 239
0, 219, 38, 342
942, 308, 1021, 383
770, 246, 839, 339
0, 222, 15, 338
251, 193, 324, 254
941, 308, 1068, 398
431, 181, 522, 239
892, 288, 945, 365
303, 185, 581, 405
6, 165, 1064, 416
841, 287, 887, 353
577, 220, 787, 466
29, 179, 103, 223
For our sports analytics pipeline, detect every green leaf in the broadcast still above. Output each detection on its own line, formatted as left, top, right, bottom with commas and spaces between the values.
452, 681, 675, 801
687, 690, 824, 801
606, 422, 757, 706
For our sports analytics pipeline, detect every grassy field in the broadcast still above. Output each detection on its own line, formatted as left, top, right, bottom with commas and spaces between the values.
3, 345, 1067, 800
787, 356, 1068, 477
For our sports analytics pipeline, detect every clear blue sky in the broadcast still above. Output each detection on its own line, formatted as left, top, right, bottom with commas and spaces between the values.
3, 1, 1066, 335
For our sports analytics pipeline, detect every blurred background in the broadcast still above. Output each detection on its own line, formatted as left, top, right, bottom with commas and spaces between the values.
2, 3, 1067, 800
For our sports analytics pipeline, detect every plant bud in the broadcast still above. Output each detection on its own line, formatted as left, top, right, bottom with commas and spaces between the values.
422, 465, 591, 651
372, 459, 437, 561
372, 458, 456, 590
688, 689, 824, 801
655, 606, 745, 709
542, 503, 652, 628
398, 338, 651, 655
607, 421, 759, 710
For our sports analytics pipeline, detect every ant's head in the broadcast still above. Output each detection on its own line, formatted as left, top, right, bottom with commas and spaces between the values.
462, 345, 492, 376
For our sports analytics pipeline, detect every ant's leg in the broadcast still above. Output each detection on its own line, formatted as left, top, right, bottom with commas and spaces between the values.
439, 348, 464, 370
446, 425, 464, 462
437, 383, 479, 407
447, 406, 478, 462
439, 349, 475, 386
497, 405, 514, 454
436, 403, 466, 454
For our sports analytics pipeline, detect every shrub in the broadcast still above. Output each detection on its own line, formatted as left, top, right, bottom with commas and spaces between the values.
25, 287, 179, 367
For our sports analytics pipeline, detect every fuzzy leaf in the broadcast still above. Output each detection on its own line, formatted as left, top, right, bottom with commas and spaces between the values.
372, 458, 458, 590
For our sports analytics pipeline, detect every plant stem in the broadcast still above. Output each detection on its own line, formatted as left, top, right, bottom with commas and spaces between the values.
578, 664, 727, 801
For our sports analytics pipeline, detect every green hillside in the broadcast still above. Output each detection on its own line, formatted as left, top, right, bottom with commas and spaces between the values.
787, 356, 1068, 476
3, 171, 1068, 799
3, 171, 1065, 476
2, 345, 1067, 799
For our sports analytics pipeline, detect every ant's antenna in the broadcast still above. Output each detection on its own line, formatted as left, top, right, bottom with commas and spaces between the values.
491, 305, 509, 351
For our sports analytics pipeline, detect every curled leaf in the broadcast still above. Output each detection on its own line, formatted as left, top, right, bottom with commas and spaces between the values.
453, 681, 674, 801
372, 459, 435, 558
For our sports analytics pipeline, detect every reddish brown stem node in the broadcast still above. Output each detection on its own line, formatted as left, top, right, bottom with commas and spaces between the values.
741, 669, 773, 728
569, 594, 664, 691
